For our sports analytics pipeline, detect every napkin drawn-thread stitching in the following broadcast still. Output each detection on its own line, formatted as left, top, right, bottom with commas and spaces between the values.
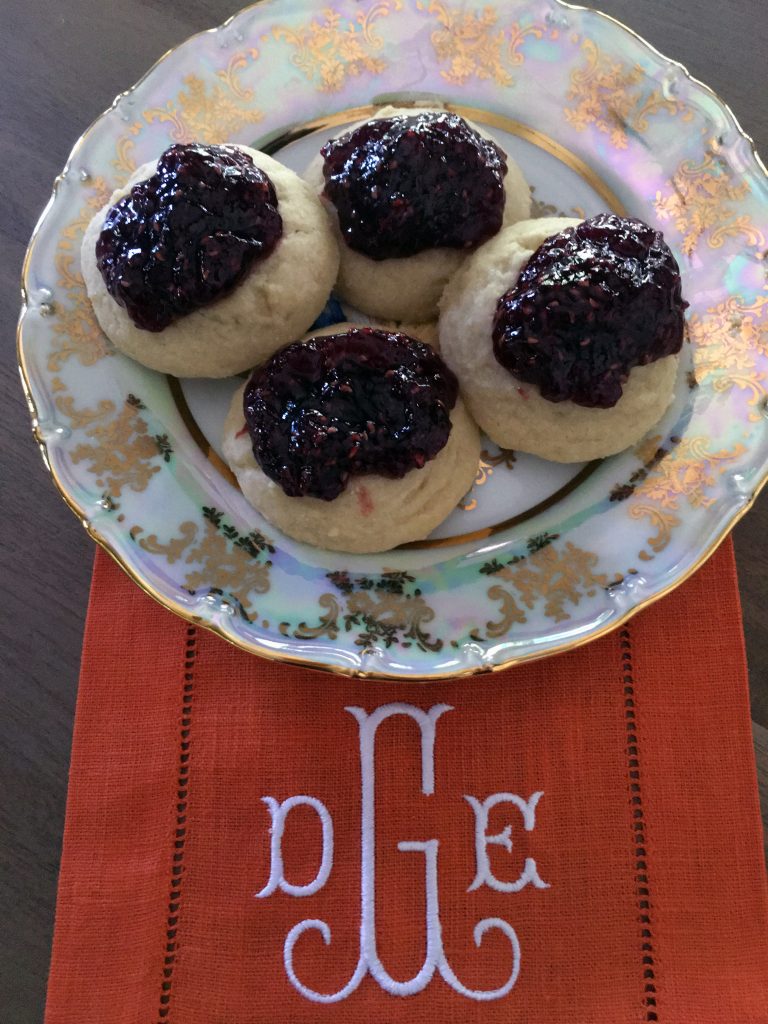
158, 625, 197, 1023
621, 626, 659, 1022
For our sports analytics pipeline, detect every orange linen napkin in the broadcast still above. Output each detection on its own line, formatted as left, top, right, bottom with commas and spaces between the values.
45, 539, 768, 1024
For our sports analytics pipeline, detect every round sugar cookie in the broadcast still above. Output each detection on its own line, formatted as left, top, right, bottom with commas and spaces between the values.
222, 324, 481, 552
82, 145, 339, 378
439, 217, 681, 462
304, 106, 531, 322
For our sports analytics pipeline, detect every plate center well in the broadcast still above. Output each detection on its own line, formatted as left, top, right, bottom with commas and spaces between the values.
175, 104, 622, 547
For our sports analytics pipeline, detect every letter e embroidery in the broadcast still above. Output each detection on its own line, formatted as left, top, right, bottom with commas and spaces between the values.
465, 792, 549, 893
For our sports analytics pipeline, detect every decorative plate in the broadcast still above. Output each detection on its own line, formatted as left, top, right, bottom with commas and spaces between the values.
19, 0, 768, 679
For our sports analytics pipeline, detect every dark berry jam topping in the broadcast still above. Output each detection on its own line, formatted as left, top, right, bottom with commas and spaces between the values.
243, 328, 459, 501
492, 213, 687, 408
320, 111, 507, 261
95, 143, 283, 332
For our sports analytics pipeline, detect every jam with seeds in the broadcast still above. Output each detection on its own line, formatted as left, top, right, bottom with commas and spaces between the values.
321, 111, 507, 260
243, 328, 458, 500
492, 213, 687, 408
95, 143, 283, 331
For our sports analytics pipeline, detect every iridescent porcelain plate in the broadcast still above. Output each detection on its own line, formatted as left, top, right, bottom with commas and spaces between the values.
19, 0, 768, 679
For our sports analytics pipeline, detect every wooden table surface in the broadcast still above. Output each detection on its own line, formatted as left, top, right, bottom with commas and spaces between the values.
1, 1, 766, 1019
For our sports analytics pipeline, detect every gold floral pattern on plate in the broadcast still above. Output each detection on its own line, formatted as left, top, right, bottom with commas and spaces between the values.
141, 63, 264, 143
529, 186, 585, 220
689, 295, 768, 415
48, 182, 113, 372
61, 393, 168, 498
473, 534, 607, 640
132, 507, 274, 621
655, 151, 766, 256
112, 136, 139, 182
458, 448, 516, 512
270, 3, 402, 92
282, 570, 442, 653
564, 37, 691, 149
623, 435, 747, 560
415, 1, 544, 87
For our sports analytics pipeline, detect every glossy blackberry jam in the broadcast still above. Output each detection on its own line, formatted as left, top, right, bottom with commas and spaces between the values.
95, 143, 282, 331
492, 213, 687, 408
243, 328, 459, 500
321, 111, 507, 260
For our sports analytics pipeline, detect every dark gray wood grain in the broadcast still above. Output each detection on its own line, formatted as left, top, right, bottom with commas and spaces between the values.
1, 1, 766, 1020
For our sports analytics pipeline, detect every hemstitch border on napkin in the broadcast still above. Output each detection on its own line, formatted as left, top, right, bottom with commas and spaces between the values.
621, 626, 658, 1023
158, 625, 197, 1023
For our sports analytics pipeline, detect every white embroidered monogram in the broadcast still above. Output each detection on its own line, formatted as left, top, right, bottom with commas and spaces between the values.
256, 703, 548, 1003
256, 796, 334, 898
465, 793, 550, 894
